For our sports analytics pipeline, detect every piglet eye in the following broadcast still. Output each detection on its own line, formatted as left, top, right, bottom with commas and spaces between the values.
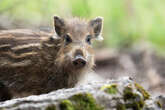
64, 34, 72, 44
86, 35, 91, 44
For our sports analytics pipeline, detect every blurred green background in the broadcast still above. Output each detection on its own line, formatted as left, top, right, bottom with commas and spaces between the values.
0, 0, 165, 54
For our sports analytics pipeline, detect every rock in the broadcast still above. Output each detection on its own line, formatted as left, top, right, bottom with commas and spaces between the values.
0, 77, 162, 110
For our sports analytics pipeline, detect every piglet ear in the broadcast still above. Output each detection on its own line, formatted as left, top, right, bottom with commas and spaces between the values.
54, 16, 66, 37
89, 17, 103, 41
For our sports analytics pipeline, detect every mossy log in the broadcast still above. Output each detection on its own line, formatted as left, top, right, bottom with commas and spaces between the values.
0, 77, 163, 110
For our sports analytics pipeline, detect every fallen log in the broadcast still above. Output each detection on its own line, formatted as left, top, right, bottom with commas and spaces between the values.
0, 77, 162, 110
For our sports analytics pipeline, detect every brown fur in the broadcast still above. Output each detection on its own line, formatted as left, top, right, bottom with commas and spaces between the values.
0, 17, 103, 99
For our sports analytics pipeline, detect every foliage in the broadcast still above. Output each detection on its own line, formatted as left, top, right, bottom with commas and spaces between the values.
0, 0, 165, 53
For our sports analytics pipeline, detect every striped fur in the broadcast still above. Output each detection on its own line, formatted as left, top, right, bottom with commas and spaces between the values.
0, 29, 59, 98
0, 29, 51, 68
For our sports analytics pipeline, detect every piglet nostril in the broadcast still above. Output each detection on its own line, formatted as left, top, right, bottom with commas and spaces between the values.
73, 61, 78, 66
73, 55, 86, 68
80, 60, 86, 65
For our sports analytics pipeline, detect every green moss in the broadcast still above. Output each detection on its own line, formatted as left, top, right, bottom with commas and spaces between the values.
101, 84, 118, 94
59, 100, 74, 110
156, 101, 162, 108
46, 105, 56, 110
70, 93, 104, 110
134, 83, 150, 100
116, 102, 126, 110
123, 86, 134, 101
59, 93, 103, 110
123, 85, 144, 110
125, 101, 143, 110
